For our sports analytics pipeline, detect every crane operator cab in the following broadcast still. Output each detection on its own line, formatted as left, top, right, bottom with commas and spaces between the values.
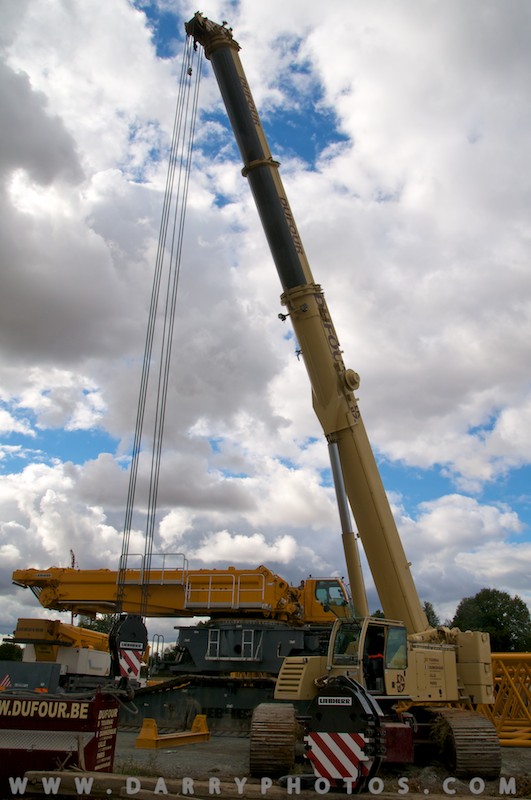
299, 577, 351, 623
330, 617, 408, 697
315, 578, 349, 606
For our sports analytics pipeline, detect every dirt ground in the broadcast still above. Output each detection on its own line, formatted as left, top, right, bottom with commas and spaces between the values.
114, 731, 531, 797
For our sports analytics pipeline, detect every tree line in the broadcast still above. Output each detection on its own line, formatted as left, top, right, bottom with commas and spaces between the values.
426, 587, 531, 652
373, 587, 531, 652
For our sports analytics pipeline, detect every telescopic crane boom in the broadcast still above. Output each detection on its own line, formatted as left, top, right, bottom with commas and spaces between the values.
185, 13, 427, 634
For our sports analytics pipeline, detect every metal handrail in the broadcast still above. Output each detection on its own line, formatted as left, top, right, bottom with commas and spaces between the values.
185, 571, 267, 610
117, 552, 189, 585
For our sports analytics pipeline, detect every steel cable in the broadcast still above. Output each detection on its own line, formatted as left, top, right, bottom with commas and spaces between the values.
116, 36, 202, 619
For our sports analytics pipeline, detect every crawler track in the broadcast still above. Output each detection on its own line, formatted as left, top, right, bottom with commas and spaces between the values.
249, 703, 299, 776
434, 707, 501, 779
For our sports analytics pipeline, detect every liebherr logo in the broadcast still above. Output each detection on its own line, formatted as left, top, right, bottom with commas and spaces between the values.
318, 696, 353, 706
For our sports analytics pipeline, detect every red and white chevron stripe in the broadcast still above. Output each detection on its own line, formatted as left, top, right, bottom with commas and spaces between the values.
118, 649, 143, 679
305, 731, 372, 781
0, 673, 12, 690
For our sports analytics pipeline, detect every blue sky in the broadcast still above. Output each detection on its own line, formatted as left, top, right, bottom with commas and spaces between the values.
1, 0, 531, 641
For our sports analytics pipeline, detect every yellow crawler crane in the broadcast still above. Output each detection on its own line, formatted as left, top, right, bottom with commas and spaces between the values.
185, 13, 501, 790
13, 564, 349, 624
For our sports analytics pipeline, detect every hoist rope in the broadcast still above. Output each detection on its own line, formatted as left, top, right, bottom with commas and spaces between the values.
116, 35, 203, 618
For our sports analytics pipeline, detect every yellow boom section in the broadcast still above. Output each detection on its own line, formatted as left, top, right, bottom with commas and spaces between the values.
12, 565, 349, 624
13, 617, 109, 652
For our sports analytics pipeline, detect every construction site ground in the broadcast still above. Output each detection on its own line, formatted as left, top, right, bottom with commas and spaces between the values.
113, 731, 531, 798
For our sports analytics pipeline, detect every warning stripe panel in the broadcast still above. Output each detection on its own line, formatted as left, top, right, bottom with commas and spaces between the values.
333, 731, 371, 777
306, 731, 372, 781
118, 649, 143, 679
0, 674, 12, 689
308, 732, 353, 779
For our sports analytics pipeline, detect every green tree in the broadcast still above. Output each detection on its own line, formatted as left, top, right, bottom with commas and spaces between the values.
423, 601, 440, 627
77, 615, 114, 634
451, 588, 531, 652
0, 641, 23, 661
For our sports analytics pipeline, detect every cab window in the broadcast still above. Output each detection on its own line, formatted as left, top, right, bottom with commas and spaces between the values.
315, 580, 347, 606
332, 622, 361, 665
385, 626, 407, 670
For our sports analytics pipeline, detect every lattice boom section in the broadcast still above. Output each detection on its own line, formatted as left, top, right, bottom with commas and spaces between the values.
477, 654, 531, 747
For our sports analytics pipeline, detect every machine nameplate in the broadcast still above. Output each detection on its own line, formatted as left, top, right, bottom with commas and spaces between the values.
318, 696, 352, 706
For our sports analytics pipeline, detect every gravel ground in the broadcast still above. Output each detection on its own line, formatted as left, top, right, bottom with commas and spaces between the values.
114, 731, 531, 796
